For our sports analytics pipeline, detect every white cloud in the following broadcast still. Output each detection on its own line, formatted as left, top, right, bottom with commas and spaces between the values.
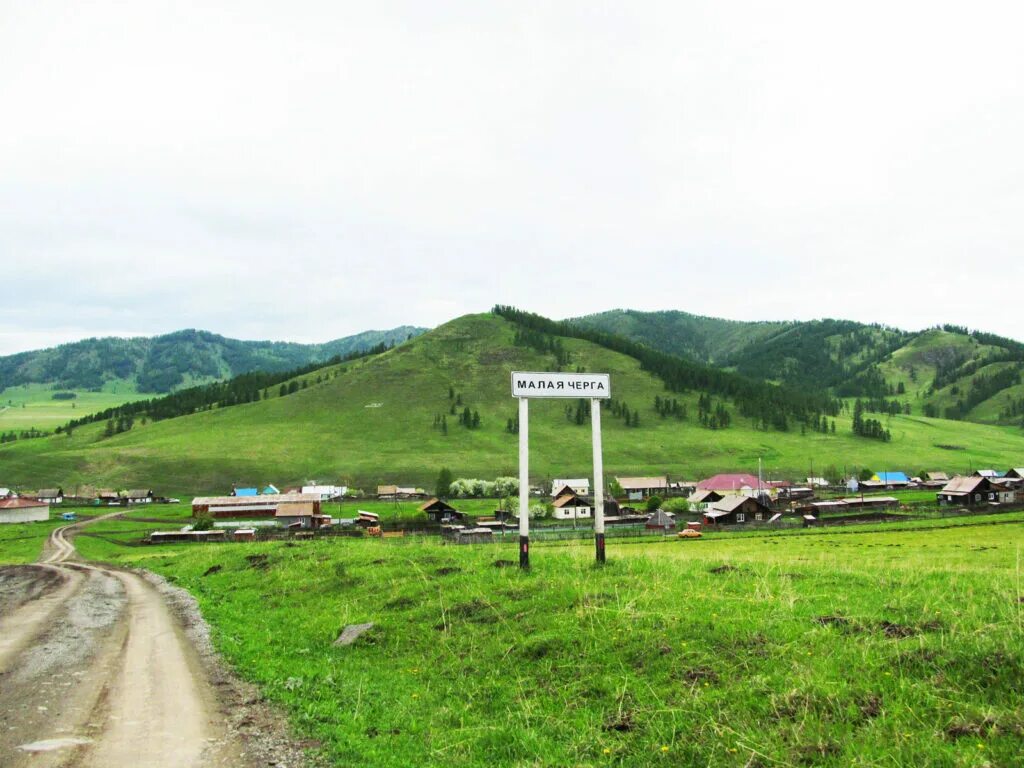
1, 0, 1022, 354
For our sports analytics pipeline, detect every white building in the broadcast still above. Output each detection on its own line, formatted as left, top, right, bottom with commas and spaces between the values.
0, 497, 50, 524
552, 478, 589, 496
552, 493, 591, 520
302, 484, 347, 500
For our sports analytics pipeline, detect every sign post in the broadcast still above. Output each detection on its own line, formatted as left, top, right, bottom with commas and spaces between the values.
511, 371, 611, 568
518, 396, 529, 568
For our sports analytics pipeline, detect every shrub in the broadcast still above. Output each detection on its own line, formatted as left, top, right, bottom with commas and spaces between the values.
645, 495, 663, 512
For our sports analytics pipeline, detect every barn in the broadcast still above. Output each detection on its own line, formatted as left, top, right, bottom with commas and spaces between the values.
0, 497, 50, 524
191, 493, 322, 518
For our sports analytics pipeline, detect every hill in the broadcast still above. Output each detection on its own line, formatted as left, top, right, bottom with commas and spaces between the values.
573, 310, 1024, 425
0, 326, 426, 394
2, 312, 1023, 493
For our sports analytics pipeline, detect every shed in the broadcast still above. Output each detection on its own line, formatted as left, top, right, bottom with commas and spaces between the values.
645, 509, 676, 530
232, 529, 257, 541
192, 493, 322, 518
451, 527, 494, 544
232, 487, 259, 497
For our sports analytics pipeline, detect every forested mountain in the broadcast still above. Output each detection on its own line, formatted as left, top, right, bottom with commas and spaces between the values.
572, 310, 1024, 426
5, 310, 1024, 491
0, 327, 425, 394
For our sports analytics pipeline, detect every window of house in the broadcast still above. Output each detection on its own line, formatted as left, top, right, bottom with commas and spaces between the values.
736, 513, 745, 523
988, 493, 995, 500
755, 513, 763, 521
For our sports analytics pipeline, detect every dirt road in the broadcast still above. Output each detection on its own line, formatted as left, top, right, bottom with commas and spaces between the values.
0, 518, 306, 767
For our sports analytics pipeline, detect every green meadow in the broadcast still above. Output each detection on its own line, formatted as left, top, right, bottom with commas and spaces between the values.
60, 512, 1024, 767
2, 315, 1024, 493
0, 382, 146, 433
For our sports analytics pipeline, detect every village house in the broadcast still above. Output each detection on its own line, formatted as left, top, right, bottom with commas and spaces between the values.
918, 472, 950, 489
231, 486, 259, 497
703, 495, 772, 525
419, 497, 467, 524
35, 488, 64, 504
0, 497, 50, 524
96, 490, 123, 505
937, 476, 1014, 506
615, 476, 669, 501
972, 469, 1000, 479
552, 490, 592, 521
125, 489, 154, 504
687, 489, 724, 511
262, 484, 280, 495
696, 474, 772, 498
275, 501, 330, 529
551, 478, 589, 496
865, 471, 910, 489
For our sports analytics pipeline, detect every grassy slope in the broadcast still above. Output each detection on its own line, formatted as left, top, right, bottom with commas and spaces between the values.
2, 313, 1024, 493
0, 382, 148, 432
70, 515, 1024, 767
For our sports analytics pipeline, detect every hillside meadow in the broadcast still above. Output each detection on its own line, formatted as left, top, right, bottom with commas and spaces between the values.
2, 314, 1024, 493
60, 511, 1024, 767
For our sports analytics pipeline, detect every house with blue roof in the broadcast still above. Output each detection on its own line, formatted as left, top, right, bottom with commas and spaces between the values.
869, 471, 909, 488
232, 486, 259, 497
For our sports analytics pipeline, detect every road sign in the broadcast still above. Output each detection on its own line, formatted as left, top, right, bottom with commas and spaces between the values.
512, 370, 611, 568
510, 371, 611, 399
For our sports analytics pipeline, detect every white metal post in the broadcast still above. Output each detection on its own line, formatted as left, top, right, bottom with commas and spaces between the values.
591, 397, 606, 563
518, 396, 530, 568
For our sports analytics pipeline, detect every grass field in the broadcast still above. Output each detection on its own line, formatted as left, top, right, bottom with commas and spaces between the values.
2, 315, 1024, 494
0, 382, 146, 432
56, 511, 1024, 767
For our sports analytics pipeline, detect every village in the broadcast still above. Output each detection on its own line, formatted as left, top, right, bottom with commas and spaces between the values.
4, 467, 1022, 545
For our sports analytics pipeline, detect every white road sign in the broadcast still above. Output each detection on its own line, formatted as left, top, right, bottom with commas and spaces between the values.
511, 371, 611, 399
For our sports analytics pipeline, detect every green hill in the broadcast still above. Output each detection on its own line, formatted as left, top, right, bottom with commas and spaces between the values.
574, 310, 1024, 425
2, 312, 1023, 493
0, 326, 426, 395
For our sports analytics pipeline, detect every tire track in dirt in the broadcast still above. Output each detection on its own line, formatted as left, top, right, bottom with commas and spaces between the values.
1, 515, 311, 767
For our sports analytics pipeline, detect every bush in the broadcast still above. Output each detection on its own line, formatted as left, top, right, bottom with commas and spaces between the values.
192, 514, 214, 531
449, 478, 496, 498
662, 497, 690, 513
493, 477, 520, 497
645, 495, 663, 512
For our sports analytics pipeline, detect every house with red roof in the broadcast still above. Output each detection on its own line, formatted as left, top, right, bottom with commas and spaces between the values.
696, 474, 772, 498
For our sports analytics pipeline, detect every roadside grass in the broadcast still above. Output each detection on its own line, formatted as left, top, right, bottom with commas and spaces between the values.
74, 518, 1024, 767
0, 517, 65, 563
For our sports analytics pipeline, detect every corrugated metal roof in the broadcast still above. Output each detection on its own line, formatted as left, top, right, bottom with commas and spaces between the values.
616, 476, 668, 490
192, 493, 320, 505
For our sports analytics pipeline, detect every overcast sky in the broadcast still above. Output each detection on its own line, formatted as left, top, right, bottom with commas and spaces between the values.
2, 1, 1022, 355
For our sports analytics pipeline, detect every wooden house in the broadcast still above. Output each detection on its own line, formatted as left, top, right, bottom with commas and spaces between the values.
552, 491, 592, 520
687, 489, 724, 511
125, 489, 154, 504
551, 478, 589, 496
615, 476, 668, 501
36, 488, 64, 504
937, 476, 1013, 506
703, 495, 771, 525
419, 497, 466, 523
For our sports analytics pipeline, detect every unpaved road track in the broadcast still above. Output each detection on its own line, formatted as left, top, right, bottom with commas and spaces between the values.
0, 517, 258, 767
